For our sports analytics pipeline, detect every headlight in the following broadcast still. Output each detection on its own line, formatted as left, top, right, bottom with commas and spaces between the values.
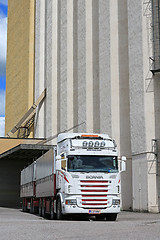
112, 199, 120, 205
65, 199, 77, 205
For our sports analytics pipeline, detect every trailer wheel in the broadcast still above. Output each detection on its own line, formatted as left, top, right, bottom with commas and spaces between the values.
42, 200, 45, 218
30, 203, 33, 214
22, 200, 25, 212
22, 199, 27, 212
22, 203, 25, 212
50, 201, 55, 220
105, 213, 117, 221
39, 201, 42, 216
56, 198, 63, 220
30, 200, 34, 214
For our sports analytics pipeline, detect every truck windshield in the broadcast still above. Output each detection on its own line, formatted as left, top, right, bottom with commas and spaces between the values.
67, 155, 118, 173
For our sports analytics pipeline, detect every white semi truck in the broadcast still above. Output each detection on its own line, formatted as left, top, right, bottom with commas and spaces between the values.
20, 133, 126, 221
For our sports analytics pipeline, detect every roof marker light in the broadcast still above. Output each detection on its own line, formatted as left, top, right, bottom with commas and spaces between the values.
81, 134, 99, 138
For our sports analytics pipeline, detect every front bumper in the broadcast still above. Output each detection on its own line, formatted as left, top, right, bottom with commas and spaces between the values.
62, 203, 120, 215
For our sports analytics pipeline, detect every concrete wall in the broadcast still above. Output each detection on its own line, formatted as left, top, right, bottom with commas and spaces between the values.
5, 0, 35, 137
117, 0, 132, 210
128, 0, 148, 211
34, 0, 132, 210
128, 0, 159, 212
34, 0, 45, 138
153, 75, 160, 212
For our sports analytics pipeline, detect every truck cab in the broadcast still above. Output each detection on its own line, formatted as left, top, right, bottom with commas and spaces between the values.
55, 133, 126, 221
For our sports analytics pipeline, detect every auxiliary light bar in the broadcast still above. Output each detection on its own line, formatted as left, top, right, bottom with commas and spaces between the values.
82, 141, 106, 149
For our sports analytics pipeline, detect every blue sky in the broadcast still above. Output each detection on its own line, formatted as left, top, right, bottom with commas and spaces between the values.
0, 0, 8, 136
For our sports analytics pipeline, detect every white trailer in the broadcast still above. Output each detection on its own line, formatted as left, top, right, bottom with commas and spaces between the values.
20, 161, 36, 212
20, 133, 126, 221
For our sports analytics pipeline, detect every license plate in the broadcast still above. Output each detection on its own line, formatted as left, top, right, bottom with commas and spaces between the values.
88, 209, 101, 214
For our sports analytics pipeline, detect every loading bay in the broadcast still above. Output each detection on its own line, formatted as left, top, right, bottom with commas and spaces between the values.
0, 207, 160, 240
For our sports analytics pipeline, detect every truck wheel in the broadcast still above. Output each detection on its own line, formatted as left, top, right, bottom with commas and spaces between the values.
42, 200, 45, 218
50, 201, 55, 220
23, 201, 27, 212
30, 202, 33, 214
30, 199, 34, 214
105, 213, 117, 221
22, 204, 25, 212
56, 198, 63, 220
22, 201, 25, 212
22, 200, 27, 212
39, 202, 42, 216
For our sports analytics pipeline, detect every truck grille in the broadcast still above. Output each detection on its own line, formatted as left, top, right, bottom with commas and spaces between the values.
79, 180, 110, 208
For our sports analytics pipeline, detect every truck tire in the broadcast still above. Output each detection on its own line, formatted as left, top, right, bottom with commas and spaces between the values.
42, 200, 45, 218
22, 203, 25, 212
30, 202, 33, 214
22, 199, 27, 212
105, 213, 117, 221
50, 201, 55, 220
39, 201, 42, 216
56, 198, 63, 220
22, 201, 25, 212
30, 199, 34, 214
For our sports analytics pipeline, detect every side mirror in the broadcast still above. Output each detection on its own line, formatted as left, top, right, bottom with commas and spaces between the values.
56, 160, 61, 171
56, 155, 61, 161
121, 156, 126, 172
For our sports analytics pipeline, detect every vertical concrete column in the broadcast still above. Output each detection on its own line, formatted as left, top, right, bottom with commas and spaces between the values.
153, 75, 160, 212
28, 0, 35, 110
77, 0, 86, 132
92, 0, 100, 133
86, 0, 93, 132
52, 0, 58, 140
110, 0, 120, 145
73, 0, 78, 132
34, 0, 46, 138
67, 0, 74, 131
154, 76, 160, 139
128, 0, 148, 211
99, 0, 111, 135
45, 0, 52, 139
118, 0, 132, 210
142, 3, 157, 212
152, 0, 160, 70
143, 3, 155, 154
57, 0, 61, 133
58, 0, 67, 132
45, 0, 58, 143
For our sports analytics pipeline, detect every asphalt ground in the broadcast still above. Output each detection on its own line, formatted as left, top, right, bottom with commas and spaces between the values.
0, 207, 160, 240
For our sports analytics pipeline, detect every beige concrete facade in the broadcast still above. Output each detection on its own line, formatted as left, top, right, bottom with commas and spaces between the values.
5, 0, 35, 137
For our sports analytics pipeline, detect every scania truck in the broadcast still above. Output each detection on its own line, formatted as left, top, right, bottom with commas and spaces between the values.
20, 133, 126, 221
